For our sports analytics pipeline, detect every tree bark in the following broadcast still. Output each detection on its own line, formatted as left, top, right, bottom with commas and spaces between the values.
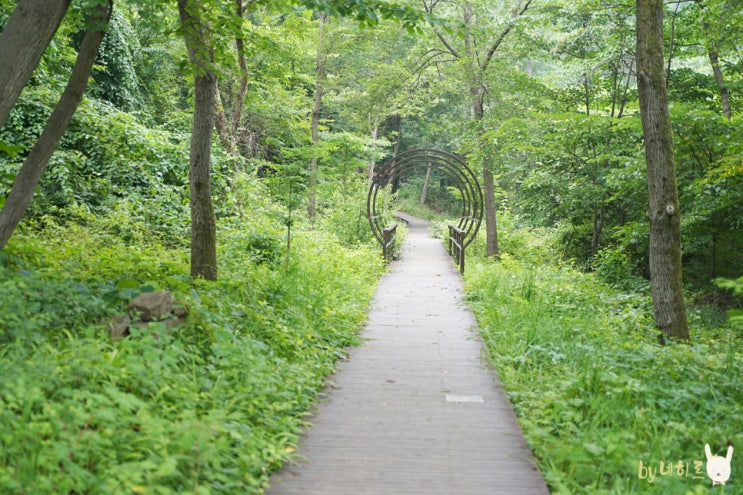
477, 103, 499, 259
231, 0, 249, 136
472, 74, 498, 258
0, 0, 72, 129
178, 0, 218, 280
420, 163, 432, 204
610, 63, 618, 118
636, 0, 689, 341
214, 87, 234, 153
366, 123, 379, 182
707, 49, 732, 120
0, 1, 112, 251
308, 12, 326, 221
213, 0, 250, 155
482, 162, 499, 257
472, 82, 499, 257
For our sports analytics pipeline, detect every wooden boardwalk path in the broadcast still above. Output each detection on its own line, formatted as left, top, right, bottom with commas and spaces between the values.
267, 214, 549, 495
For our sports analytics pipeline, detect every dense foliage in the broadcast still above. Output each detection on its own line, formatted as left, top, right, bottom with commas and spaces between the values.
462, 215, 742, 494
0, 176, 384, 493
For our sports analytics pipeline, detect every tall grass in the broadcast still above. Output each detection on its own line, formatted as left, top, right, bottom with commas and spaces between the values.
0, 184, 385, 493
464, 230, 742, 494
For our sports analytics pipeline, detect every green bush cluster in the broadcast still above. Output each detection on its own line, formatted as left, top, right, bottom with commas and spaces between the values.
465, 244, 742, 494
0, 87, 195, 242
0, 198, 384, 493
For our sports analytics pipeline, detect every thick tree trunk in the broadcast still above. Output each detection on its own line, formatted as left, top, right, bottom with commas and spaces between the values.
0, 1, 112, 251
308, 12, 326, 221
636, 0, 689, 341
0, 0, 71, 128
178, 0, 218, 280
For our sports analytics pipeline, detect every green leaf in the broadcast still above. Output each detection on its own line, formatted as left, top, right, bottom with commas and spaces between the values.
155, 456, 179, 478
583, 442, 604, 455
0, 140, 23, 158
115, 279, 139, 290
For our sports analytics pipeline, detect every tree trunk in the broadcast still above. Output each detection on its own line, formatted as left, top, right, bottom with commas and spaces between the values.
610, 63, 618, 118
0, 0, 72, 129
464, 4, 498, 258
591, 203, 605, 256
214, 87, 234, 153
473, 91, 498, 257
366, 123, 379, 182
212, 0, 249, 156
0, 1, 112, 251
707, 49, 732, 120
482, 164, 498, 257
231, 0, 249, 140
390, 115, 401, 156
308, 12, 326, 221
420, 163, 432, 204
636, 0, 689, 341
665, 0, 681, 88
696, 0, 732, 120
178, 0, 218, 281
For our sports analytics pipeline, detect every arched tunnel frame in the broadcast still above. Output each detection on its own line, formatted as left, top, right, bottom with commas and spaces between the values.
367, 148, 483, 252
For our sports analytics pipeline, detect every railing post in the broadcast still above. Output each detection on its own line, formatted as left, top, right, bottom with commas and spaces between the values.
458, 228, 465, 274
447, 224, 465, 275
448, 225, 453, 255
383, 224, 397, 263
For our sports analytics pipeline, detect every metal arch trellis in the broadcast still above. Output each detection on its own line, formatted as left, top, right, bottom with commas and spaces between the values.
367, 148, 483, 266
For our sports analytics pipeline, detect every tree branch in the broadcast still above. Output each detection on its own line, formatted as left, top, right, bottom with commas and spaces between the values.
422, 0, 460, 59
482, 0, 533, 72
435, 30, 460, 58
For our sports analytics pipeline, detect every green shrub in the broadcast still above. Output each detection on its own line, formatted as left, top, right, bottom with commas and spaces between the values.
592, 247, 650, 292
318, 179, 391, 247
0, 268, 108, 344
0, 201, 384, 494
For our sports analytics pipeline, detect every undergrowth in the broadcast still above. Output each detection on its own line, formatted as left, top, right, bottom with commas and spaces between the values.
464, 223, 743, 494
0, 184, 384, 494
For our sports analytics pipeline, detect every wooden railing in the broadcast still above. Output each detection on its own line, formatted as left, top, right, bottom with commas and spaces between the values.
448, 225, 465, 274
383, 224, 398, 262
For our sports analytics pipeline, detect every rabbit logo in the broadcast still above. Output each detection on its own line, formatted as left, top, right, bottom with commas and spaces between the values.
705, 443, 733, 486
